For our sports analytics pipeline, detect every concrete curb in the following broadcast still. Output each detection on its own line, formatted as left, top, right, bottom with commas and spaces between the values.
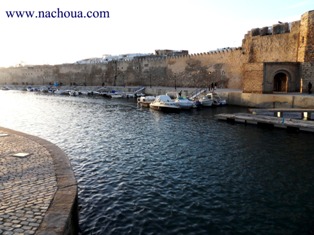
0, 127, 78, 235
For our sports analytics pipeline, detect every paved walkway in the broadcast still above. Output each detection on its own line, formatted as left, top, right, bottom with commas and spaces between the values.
0, 127, 78, 235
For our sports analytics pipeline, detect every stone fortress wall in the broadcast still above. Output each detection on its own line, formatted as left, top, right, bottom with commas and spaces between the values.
1, 10, 314, 94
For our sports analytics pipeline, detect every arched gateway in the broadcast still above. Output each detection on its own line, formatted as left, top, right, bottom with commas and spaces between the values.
273, 72, 288, 92
261, 63, 300, 94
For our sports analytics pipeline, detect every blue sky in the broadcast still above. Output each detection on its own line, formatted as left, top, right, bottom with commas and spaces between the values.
0, 0, 313, 67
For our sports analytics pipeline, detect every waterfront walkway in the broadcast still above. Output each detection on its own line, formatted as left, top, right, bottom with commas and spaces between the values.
0, 127, 78, 235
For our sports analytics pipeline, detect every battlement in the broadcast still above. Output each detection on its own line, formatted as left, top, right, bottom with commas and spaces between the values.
125, 47, 243, 64
251, 21, 294, 37
1, 10, 314, 94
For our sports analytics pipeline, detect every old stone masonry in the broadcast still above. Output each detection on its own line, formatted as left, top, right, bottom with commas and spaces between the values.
0, 132, 57, 235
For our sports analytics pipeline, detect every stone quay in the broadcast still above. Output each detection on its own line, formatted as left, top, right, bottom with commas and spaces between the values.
0, 127, 78, 235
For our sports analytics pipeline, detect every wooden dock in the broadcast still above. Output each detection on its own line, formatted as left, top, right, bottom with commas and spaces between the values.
249, 108, 314, 120
215, 113, 314, 133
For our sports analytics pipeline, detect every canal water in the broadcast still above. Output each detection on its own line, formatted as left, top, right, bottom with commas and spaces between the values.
0, 90, 314, 235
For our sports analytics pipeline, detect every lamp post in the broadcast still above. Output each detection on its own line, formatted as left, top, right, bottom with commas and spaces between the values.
113, 61, 117, 86
174, 73, 177, 90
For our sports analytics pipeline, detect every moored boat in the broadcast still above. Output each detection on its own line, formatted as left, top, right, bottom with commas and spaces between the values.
54, 89, 70, 95
198, 92, 227, 106
109, 93, 123, 98
166, 91, 194, 109
149, 95, 180, 112
69, 90, 80, 96
208, 92, 227, 106
1, 86, 9, 90
199, 95, 214, 107
137, 96, 155, 107
175, 96, 195, 109
102, 90, 123, 98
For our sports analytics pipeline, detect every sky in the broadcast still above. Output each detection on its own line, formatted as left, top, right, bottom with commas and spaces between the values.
0, 0, 313, 67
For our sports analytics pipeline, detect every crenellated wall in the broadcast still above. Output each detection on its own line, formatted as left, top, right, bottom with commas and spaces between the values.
1, 10, 314, 93
242, 10, 314, 93
243, 21, 300, 63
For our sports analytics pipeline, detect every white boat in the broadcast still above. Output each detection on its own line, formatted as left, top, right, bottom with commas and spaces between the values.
109, 93, 123, 98
103, 90, 123, 98
175, 96, 194, 109
26, 86, 36, 92
137, 96, 155, 107
202, 92, 227, 106
69, 90, 80, 96
39, 86, 49, 93
1, 86, 9, 90
136, 93, 145, 97
166, 92, 194, 109
149, 95, 180, 112
199, 94, 214, 107
125, 93, 136, 98
54, 89, 70, 95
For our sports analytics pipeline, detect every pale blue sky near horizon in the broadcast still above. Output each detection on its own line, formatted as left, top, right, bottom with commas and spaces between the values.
0, 0, 313, 67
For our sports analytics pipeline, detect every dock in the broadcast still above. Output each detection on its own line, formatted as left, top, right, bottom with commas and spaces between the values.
215, 113, 314, 133
249, 108, 314, 120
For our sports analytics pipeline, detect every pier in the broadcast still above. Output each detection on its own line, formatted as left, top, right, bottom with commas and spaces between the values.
249, 108, 314, 120
215, 113, 314, 133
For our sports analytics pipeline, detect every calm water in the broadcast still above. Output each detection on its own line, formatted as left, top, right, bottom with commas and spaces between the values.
1, 90, 314, 235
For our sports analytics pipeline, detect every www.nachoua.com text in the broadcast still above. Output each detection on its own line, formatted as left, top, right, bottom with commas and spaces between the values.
6, 8, 110, 18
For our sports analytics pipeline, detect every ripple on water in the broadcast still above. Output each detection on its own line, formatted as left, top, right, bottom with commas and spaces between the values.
1, 91, 314, 234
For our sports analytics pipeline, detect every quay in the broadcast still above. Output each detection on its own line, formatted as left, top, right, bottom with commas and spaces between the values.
0, 127, 78, 234
249, 108, 314, 120
216, 113, 314, 133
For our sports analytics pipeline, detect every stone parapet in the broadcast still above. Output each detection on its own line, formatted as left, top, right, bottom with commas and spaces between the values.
0, 127, 78, 235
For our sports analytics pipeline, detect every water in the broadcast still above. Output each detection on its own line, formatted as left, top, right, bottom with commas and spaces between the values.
1, 90, 314, 234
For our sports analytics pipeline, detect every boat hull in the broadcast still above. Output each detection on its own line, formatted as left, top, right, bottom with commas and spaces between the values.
149, 95, 181, 113
200, 100, 213, 107
149, 104, 180, 113
138, 101, 152, 108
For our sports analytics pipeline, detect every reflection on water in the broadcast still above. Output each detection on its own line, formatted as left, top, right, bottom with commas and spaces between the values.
1, 91, 314, 234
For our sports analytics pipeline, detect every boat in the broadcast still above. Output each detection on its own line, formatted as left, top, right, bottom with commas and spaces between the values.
1, 86, 9, 90
39, 86, 49, 93
69, 90, 80, 96
199, 94, 214, 107
202, 92, 227, 106
54, 89, 70, 95
166, 92, 194, 109
137, 96, 155, 107
26, 86, 36, 92
149, 95, 180, 112
109, 93, 123, 98
125, 93, 136, 98
102, 90, 123, 98
175, 96, 195, 109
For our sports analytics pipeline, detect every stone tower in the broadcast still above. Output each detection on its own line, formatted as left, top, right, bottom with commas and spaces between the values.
298, 10, 314, 62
